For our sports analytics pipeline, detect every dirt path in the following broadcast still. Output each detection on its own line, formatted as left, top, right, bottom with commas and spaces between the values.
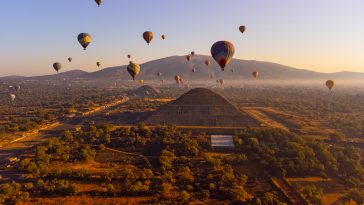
243, 109, 289, 131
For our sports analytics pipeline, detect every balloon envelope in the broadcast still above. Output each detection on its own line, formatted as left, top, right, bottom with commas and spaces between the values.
211, 41, 235, 71
326, 80, 335, 90
78, 33, 92, 50
95, 0, 104, 6
53, 62, 62, 73
143, 31, 154, 45
127, 62, 141, 80
239, 25, 246, 34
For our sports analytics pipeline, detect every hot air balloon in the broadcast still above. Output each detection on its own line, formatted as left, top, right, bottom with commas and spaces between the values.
239, 25, 246, 34
96, 62, 101, 68
191, 51, 195, 56
68, 57, 72, 62
157, 72, 162, 77
53, 62, 62, 73
252, 71, 259, 78
78, 33, 92, 50
143, 31, 154, 45
211, 41, 235, 71
10, 94, 16, 102
186, 55, 191, 61
174, 75, 181, 84
139, 80, 144, 85
127, 54, 131, 59
15, 85, 21, 91
205, 60, 211, 66
192, 68, 196, 73
127, 61, 140, 80
219, 79, 224, 85
161, 35, 166, 40
95, 0, 103, 6
326, 80, 335, 91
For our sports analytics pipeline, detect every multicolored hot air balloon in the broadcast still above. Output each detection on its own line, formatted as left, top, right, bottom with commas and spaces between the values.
143, 31, 154, 45
161, 35, 166, 40
326, 80, 335, 91
96, 62, 101, 68
211, 41, 235, 71
127, 61, 140, 80
252, 71, 259, 78
68, 57, 72, 62
205, 60, 211, 66
95, 0, 104, 6
186, 55, 191, 62
239, 25, 246, 34
78, 33, 92, 50
174, 75, 181, 84
53, 62, 62, 73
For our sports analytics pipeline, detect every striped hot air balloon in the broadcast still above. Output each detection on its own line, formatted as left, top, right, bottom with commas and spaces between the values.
211, 41, 235, 71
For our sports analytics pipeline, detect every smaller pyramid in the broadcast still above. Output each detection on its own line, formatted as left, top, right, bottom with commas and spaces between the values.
146, 88, 259, 127
128, 85, 161, 98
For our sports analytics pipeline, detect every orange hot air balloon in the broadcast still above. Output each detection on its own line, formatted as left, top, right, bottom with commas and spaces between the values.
143, 31, 154, 45
186, 55, 191, 61
326, 80, 335, 91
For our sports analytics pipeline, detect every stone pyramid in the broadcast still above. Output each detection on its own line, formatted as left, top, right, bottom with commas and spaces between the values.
146, 88, 259, 127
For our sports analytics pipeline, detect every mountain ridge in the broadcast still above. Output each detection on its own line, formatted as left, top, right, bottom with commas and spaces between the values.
1, 55, 363, 81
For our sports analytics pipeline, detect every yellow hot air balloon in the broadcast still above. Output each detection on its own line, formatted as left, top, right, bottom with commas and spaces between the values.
127, 61, 141, 80
326, 80, 335, 91
139, 80, 145, 85
78, 33, 92, 50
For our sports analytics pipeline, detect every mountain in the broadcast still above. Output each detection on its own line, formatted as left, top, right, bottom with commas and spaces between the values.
1, 55, 363, 81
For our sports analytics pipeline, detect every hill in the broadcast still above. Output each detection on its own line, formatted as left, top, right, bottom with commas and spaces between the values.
1, 55, 364, 81
145, 87, 260, 127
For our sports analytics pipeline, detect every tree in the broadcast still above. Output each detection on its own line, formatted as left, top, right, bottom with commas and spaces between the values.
179, 190, 190, 203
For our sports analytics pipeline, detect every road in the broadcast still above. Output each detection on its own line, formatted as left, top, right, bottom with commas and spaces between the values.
0, 97, 129, 168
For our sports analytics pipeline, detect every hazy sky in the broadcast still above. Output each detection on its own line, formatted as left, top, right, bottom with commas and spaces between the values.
0, 0, 363, 76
